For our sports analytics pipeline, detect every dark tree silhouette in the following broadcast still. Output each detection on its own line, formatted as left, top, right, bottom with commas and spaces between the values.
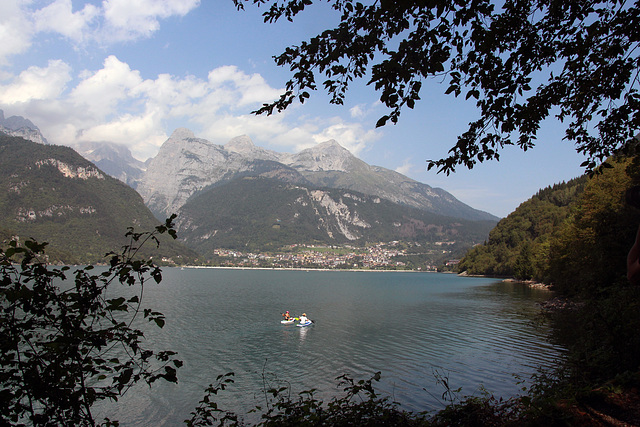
235, 0, 640, 173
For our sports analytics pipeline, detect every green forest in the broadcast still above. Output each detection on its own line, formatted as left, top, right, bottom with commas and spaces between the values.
0, 134, 196, 264
459, 153, 640, 297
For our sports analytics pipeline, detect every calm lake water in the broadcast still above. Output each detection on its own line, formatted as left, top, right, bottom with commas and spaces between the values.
96, 268, 564, 425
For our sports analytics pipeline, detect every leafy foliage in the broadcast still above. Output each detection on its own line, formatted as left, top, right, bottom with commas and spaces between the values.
184, 368, 581, 427
459, 151, 640, 294
0, 216, 182, 426
547, 286, 640, 384
186, 371, 428, 427
546, 156, 640, 294
234, 0, 640, 174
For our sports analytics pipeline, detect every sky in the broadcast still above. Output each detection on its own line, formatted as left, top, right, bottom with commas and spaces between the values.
0, 0, 590, 218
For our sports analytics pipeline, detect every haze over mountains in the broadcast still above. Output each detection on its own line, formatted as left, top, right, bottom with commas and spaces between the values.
0, 110, 498, 263
0, 110, 48, 145
74, 140, 147, 188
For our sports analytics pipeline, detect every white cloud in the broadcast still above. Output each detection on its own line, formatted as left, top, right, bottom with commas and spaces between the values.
349, 101, 380, 119
102, 0, 200, 41
311, 120, 380, 155
0, 56, 381, 161
395, 158, 415, 176
0, 0, 201, 65
33, 0, 99, 43
0, 0, 34, 65
349, 105, 365, 118
70, 55, 143, 118
0, 60, 71, 103
200, 113, 288, 144
79, 112, 167, 158
207, 66, 282, 107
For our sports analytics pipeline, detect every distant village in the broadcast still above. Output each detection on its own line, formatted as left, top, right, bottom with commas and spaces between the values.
186, 241, 462, 271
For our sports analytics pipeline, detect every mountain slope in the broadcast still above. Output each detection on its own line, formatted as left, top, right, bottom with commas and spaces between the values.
175, 176, 496, 255
137, 129, 253, 217
0, 134, 195, 264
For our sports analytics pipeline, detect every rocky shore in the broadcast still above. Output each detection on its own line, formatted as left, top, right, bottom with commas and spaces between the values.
502, 278, 552, 290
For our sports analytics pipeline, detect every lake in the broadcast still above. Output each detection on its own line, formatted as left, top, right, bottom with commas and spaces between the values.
96, 268, 564, 425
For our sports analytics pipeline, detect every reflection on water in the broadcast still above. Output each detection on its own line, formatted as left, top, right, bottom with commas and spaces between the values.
95, 269, 564, 425
298, 324, 310, 340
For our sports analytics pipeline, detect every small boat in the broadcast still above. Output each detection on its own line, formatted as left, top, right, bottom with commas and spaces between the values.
297, 320, 313, 327
280, 319, 295, 325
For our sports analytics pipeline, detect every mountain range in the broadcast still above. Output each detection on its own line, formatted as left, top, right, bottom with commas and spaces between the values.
136, 128, 497, 222
0, 112, 499, 264
74, 140, 147, 188
176, 176, 496, 254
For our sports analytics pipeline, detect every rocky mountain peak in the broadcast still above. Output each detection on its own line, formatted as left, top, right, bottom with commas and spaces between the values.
317, 139, 342, 148
223, 134, 281, 162
0, 109, 49, 145
134, 129, 497, 222
225, 135, 255, 154
289, 139, 355, 172
76, 141, 135, 161
0, 109, 37, 131
137, 129, 247, 216
169, 127, 196, 141
74, 141, 146, 188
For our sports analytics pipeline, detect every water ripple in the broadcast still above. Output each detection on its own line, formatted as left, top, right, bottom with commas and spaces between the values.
93, 269, 564, 425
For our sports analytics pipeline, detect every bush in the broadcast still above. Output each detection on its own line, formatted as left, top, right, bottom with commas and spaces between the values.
0, 216, 181, 426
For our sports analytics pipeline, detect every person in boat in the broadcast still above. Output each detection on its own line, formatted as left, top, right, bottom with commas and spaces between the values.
282, 311, 292, 321
298, 313, 309, 324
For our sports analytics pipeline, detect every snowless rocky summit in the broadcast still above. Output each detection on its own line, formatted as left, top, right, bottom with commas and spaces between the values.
0, 109, 49, 145
137, 129, 359, 216
137, 128, 497, 222
137, 129, 251, 216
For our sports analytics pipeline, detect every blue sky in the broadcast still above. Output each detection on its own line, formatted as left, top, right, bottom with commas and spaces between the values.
0, 0, 589, 218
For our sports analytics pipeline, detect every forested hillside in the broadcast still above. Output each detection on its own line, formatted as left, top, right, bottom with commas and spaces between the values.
546, 155, 640, 295
176, 176, 496, 255
0, 134, 195, 264
458, 176, 587, 279
459, 154, 640, 296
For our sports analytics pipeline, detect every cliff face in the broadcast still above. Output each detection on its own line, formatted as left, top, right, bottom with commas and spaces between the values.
137, 129, 253, 217
286, 140, 357, 172
73, 141, 146, 188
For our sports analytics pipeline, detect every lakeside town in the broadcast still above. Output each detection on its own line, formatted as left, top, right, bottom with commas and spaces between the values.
183, 241, 463, 271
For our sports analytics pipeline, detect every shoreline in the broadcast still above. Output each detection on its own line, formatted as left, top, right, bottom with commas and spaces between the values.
180, 265, 441, 273
458, 271, 552, 290
502, 278, 552, 290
